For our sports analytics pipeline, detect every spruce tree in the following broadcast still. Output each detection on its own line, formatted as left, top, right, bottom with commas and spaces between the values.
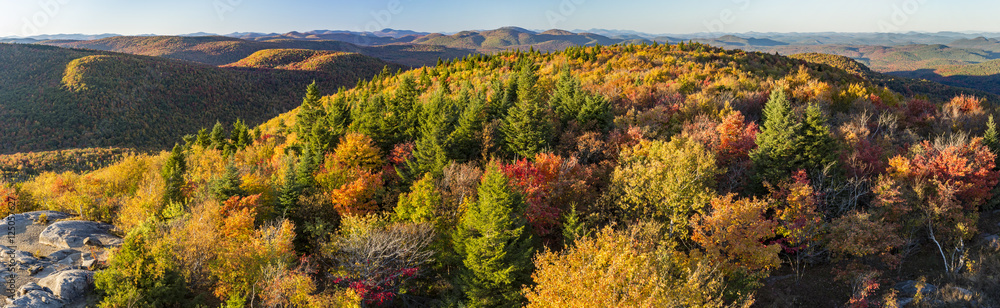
231, 119, 252, 150
194, 128, 210, 148
985, 115, 1000, 211
161, 144, 186, 205
210, 121, 227, 151
794, 104, 838, 173
277, 158, 301, 215
750, 89, 801, 188
326, 91, 352, 139
212, 164, 244, 202
296, 81, 325, 137
502, 98, 552, 159
453, 165, 534, 307
447, 94, 487, 162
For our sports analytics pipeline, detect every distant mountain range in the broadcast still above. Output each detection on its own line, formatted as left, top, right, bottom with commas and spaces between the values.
8, 28, 1000, 46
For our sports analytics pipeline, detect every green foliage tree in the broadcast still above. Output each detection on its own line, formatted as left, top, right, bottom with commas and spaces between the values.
212, 164, 245, 202
453, 165, 534, 307
984, 115, 1000, 211
94, 222, 189, 308
210, 121, 227, 151
194, 128, 210, 148
795, 103, 839, 174
296, 81, 325, 137
751, 89, 799, 188
326, 91, 352, 139
230, 118, 253, 150
161, 144, 186, 206
396, 173, 444, 227
548, 69, 612, 131
502, 97, 552, 159
447, 93, 487, 162
751, 89, 838, 189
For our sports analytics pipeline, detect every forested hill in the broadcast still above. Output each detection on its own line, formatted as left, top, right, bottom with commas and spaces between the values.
40, 35, 474, 67
0, 43, 400, 153
15, 41, 1000, 307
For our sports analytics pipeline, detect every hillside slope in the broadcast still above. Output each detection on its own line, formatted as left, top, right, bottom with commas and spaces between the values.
0, 43, 395, 153
41, 36, 474, 67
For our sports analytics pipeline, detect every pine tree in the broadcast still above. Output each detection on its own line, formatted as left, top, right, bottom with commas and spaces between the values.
984, 115, 1000, 211
212, 164, 244, 202
794, 104, 838, 173
231, 119, 252, 150
210, 121, 227, 151
296, 81, 325, 137
750, 89, 801, 188
394, 75, 422, 140
516, 60, 540, 106
453, 165, 534, 307
161, 144, 186, 205
326, 91, 352, 139
548, 69, 582, 124
447, 93, 487, 162
194, 128, 210, 148
277, 158, 301, 215
502, 98, 552, 159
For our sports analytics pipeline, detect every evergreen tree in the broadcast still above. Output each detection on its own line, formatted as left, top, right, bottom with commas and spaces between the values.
326, 91, 352, 139
548, 69, 613, 131
453, 165, 534, 307
750, 89, 801, 188
985, 115, 999, 156
447, 93, 487, 162
394, 75, 422, 140
161, 144, 186, 205
231, 119, 252, 150
194, 128, 210, 148
296, 81, 325, 137
212, 164, 245, 202
410, 88, 458, 177
548, 69, 582, 123
751, 90, 839, 189
502, 98, 552, 159
277, 158, 301, 215
516, 60, 540, 106
984, 115, 1000, 211
210, 121, 227, 151
294, 149, 318, 189
794, 104, 838, 174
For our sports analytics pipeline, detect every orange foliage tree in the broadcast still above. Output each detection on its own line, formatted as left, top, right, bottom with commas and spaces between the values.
691, 194, 781, 274
884, 136, 998, 274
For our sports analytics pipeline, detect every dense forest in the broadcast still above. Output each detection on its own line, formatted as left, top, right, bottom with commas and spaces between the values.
0, 43, 404, 153
4, 42, 1000, 307
41, 36, 474, 67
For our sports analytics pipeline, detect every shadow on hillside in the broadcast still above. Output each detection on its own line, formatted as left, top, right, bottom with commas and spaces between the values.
887, 69, 1000, 96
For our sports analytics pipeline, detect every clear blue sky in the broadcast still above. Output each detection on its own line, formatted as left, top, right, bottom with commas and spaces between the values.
2, 0, 999, 37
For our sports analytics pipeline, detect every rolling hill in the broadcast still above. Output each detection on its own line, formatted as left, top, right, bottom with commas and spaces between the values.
40, 35, 474, 67
410, 27, 624, 51
0, 43, 399, 153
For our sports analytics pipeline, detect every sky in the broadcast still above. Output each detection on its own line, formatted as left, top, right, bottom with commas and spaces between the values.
1, 0, 999, 37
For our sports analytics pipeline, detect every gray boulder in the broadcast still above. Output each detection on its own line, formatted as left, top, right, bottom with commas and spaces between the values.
47, 249, 79, 262
13, 251, 37, 265
38, 269, 93, 302
5, 283, 61, 308
3, 291, 63, 308
15, 282, 50, 297
894, 280, 938, 297
38, 221, 122, 249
